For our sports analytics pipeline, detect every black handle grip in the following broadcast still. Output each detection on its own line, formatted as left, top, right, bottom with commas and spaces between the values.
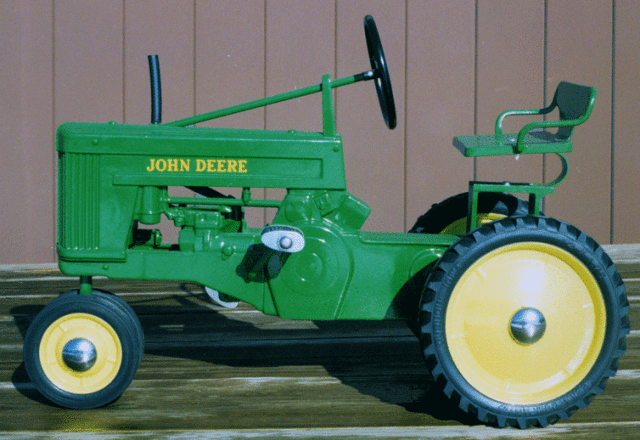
148, 55, 162, 124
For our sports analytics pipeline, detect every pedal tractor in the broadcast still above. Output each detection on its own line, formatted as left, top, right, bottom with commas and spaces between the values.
23, 16, 629, 429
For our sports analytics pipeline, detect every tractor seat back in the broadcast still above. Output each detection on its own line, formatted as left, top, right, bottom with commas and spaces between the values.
553, 81, 597, 140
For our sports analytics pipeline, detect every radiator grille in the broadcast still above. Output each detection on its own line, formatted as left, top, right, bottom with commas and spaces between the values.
58, 153, 100, 251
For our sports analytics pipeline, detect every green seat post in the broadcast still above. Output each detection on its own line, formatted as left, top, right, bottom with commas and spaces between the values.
528, 193, 542, 215
467, 190, 479, 234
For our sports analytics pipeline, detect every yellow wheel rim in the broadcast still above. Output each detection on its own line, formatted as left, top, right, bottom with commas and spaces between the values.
445, 242, 606, 405
441, 213, 505, 236
39, 313, 122, 394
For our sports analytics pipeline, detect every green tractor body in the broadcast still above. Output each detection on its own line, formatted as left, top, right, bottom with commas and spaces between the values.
56, 115, 454, 321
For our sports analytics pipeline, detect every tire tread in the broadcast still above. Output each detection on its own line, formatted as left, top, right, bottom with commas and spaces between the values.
419, 215, 629, 428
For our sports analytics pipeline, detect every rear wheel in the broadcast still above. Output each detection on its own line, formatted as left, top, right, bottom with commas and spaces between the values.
419, 216, 629, 428
410, 192, 529, 236
24, 290, 144, 409
406, 192, 529, 337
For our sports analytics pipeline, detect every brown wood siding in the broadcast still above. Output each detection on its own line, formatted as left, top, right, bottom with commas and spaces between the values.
1, 0, 635, 264
0, 2, 55, 263
613, 0, 640, 245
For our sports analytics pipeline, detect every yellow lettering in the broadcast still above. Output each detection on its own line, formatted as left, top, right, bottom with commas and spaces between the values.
147, 157, 247, 173
155, 159, 167, 172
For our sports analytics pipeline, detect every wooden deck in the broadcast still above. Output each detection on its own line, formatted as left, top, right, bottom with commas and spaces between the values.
0, 244, 638, 439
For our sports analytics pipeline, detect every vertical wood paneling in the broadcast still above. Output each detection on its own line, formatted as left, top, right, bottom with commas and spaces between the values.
265, 0, 335, 132
0, 1, 54, 264
612, 0, 640, 244
336, 1, 406, 232
54, 0, 124, 125
2, 1, 638, 264
405, 0, 475, 230
124, 0, 194, 125
195, 1, 265, 130
545, 0, 613, 243
475, 0, 545, 186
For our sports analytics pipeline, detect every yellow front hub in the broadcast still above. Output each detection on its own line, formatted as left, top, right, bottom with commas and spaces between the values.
441, 213, 505, 235
445, 242, 606, 405
39, 313, 122, 394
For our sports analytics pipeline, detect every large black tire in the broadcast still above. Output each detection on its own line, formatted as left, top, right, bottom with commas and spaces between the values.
410, 192, 529, 235
23, 290, 144, 409
419, 216, 629, 428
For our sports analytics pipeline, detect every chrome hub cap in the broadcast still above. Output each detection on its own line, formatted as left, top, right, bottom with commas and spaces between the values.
510, 308, 546, 345
62, 338, 97, 372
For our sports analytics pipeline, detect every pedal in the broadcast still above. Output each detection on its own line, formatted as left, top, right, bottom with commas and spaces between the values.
260, 225, 305, 253
204, 287, 239, 309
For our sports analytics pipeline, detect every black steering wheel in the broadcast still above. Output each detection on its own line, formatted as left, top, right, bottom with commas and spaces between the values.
364, 15, 397, 130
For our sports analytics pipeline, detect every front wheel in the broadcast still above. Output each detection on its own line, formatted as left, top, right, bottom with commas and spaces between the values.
23, 290, 144, 409
419, 216, 629, 428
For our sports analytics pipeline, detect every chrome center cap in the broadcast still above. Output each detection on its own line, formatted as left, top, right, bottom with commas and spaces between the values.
510, 308, 546, 345
62, 338, 97, 372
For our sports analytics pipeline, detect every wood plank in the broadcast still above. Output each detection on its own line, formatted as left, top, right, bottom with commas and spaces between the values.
123, 0, 194, 125
1, 362, 639, 432
54, 0, 124, 124
1, 423, 640, 440
0, 1, 55, 264
612, 1, 640, 244
195, 1, 265, 130
1, 245, 639, 434
404, 0, 475, 230
264, 0, 335, 133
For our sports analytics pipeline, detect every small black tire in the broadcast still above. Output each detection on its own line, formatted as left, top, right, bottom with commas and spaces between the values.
419, 216, 629, 428
93, 289, 145, 367
410, 192, 529, 235
23, 290, 144, 409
